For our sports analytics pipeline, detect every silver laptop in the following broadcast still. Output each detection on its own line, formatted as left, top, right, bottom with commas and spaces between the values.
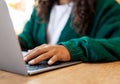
0, 0, 81, 76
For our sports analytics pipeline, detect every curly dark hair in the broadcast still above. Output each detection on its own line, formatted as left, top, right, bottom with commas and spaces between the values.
36, 0, 96, 35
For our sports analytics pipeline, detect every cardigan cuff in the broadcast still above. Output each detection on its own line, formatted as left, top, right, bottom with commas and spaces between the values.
59, 41, 87, 61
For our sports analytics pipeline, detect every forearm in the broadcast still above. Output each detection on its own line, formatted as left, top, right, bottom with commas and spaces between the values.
60, 36, 120, 62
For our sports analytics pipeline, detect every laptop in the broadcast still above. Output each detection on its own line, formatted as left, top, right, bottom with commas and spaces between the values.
0, 0, 81, 76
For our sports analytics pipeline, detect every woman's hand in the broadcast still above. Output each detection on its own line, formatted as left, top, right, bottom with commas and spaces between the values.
24, 44, 71, 65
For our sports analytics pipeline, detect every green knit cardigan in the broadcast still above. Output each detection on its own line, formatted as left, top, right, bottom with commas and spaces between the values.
19, 0, 120, 62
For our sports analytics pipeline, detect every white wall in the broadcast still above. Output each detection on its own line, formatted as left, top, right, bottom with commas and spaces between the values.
5, 0, 34, 34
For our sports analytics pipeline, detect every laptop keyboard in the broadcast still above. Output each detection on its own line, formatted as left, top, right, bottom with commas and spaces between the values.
26, 61, 63, 71
22, 52, 67, 71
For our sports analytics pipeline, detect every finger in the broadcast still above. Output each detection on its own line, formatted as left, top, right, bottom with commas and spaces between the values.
25, 44, 47, 57
28, 49, 55, 65
24, 44, 49, 62
28, 50, 32, 53
26, 44, 47, 56
48, 55, 58, 65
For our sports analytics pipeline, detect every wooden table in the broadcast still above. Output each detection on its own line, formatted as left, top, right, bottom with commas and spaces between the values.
0, 62, 120, 84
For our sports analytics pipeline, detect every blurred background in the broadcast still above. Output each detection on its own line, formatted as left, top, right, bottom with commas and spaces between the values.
5, 0, 35, 34
5, 0, 120, 35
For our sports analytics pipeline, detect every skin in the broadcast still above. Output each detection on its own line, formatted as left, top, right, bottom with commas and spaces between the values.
59, 0, 70, 4
24, 0, 71, 65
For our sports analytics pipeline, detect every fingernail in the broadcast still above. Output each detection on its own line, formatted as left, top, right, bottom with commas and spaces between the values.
28, 50, 32, 52
29, 60, 35, 64
24, 57, 27, 61
48, 60, 53, 65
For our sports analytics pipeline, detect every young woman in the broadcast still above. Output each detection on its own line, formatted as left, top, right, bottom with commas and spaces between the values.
19, 0, 120, 65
